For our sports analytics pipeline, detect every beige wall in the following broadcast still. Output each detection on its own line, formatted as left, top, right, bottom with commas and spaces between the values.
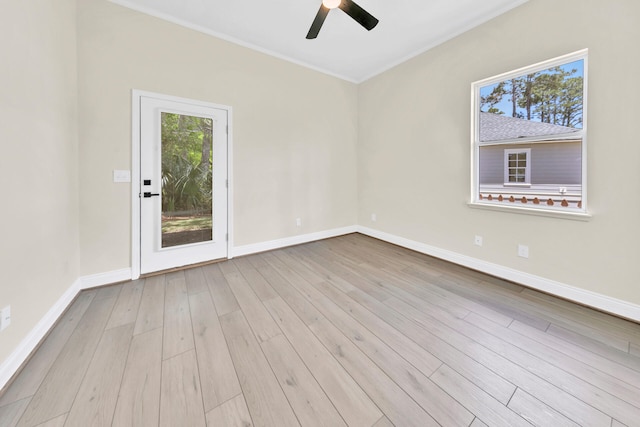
358, 0, 640, 304
0, 1, 80, 364
76, 0, 358, 275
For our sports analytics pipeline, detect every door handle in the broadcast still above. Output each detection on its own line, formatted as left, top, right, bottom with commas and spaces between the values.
143, 192, 160, 198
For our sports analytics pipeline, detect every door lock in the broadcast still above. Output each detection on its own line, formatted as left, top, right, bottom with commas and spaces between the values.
143, 192, 160, 198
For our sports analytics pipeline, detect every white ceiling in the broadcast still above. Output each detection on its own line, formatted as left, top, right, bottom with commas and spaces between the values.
109, 0, 529, 83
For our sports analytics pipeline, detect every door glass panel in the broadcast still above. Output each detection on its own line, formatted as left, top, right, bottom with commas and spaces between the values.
161, 112, 213, 248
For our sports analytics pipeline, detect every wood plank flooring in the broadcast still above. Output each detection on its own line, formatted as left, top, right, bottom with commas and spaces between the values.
1, 233, 640, 426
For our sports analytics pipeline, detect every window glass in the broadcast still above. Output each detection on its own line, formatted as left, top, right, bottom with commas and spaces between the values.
472, 50, 587, 215
504, 149, 530, 185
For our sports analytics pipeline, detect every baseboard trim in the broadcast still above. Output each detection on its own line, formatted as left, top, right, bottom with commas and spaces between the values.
0, 278, 81, 391
79, 268, 132, 290
232, 226, 358, 258
1, 268, 133, 391
357, 226, 640, 323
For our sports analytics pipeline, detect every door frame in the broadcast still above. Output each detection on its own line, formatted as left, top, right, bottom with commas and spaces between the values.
131, 89, 234, 280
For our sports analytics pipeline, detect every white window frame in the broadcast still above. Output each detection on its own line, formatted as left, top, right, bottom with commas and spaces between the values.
504, 148, 531, 186
469, 49, 590, 220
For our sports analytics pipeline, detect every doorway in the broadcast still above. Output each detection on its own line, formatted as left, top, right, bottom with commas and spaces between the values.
132, 91, 231, 276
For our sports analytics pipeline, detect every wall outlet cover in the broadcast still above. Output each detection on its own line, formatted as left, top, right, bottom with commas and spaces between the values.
0, 306, 10, 331
518, 245, 529, 258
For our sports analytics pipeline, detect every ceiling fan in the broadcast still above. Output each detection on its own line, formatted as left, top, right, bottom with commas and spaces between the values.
306, 0, 379, 39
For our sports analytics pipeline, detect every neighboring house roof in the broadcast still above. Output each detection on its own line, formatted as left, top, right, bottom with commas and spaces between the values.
479, 112, 581, 142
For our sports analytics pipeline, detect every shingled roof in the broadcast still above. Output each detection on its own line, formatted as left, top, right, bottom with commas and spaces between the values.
479, 112, 581, 142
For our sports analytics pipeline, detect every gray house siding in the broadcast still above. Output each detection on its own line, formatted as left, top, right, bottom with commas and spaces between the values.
479, 147, 504, 184
479, 141, 581, 185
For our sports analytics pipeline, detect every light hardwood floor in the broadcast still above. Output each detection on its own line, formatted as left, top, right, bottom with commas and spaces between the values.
1, 233, 640, 426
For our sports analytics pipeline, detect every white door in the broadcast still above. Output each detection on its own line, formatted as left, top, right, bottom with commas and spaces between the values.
139, 95, 228, 274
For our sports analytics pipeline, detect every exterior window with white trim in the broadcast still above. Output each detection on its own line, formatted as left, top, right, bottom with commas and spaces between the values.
504, 149, 530, 185
471, 49, 588, 216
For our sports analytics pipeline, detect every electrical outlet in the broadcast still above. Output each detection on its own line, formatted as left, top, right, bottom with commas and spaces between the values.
474, 235, 483, 246
518, 244, 529, 258
1, 306, 10, 331
296, 218, 301, 227
371, 213, 377, 222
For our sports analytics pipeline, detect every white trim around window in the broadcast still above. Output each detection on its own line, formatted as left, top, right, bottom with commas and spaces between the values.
504, 148, 531, 186
470, 49, 590, 220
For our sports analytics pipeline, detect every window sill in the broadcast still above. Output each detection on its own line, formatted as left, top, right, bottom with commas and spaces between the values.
468, 201, 592, 221
503, 183, 531, 188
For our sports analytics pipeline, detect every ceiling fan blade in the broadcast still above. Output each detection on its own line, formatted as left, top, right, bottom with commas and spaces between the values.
306, 5, 330, 39
339, 0, 379, 31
